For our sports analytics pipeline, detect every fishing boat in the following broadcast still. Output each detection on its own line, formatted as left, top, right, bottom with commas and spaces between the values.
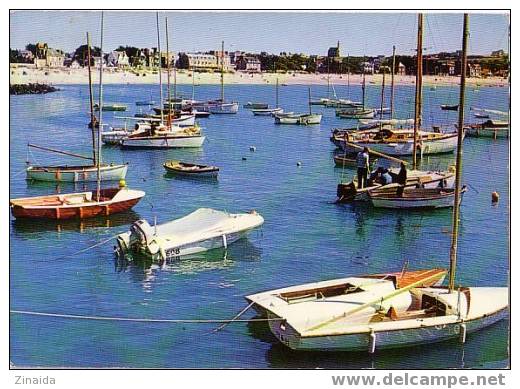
11, 15, 145, 221
115, 208, 264, 261
358, 118, 414, 126
25, 33, 127, 183
333, 154, 378, 168
336, 166, 455, 202
163, 160, 219, 177
244, 102, 269, 109
441, 104, 459, 111
368, 186, 465, 209
94, 103, 127, 111
464, 120, 509, 138
208, 41, 239, 114
337, 127, 460, 156
10, 186, 145, 220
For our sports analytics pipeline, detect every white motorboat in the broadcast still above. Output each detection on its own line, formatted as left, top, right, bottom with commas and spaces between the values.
115, 208, 264, 260
274, 114, 301, 124
245, 270, 507, 352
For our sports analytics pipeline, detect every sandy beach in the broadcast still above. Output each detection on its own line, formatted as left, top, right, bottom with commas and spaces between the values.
10, 64, 508, 87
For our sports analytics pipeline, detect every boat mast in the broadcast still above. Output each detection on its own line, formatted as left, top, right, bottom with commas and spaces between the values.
362, 60, 366, 110
379, 66, 386, 119
347, 54, 350, 99
86, 32, 96, 164
96, 11, 104, 201
413, 13, 423, 170
308, 87, 312, 115
276, 78, 279, 108
448, 13, 469, 293
191, 66, 195, 101
156, 12, 164, 124
220, 40, 225, 102
165, 16, 171, 127
390, 45, 396, 119
327, 57, 330, 99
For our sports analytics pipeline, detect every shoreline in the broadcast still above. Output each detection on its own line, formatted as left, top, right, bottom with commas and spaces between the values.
10, 65, 508, 87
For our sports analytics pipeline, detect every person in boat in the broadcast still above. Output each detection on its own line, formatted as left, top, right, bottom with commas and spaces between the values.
368, 167, 383, 186
381, 168, 393, 185
356, 147, 370, 189
396, 162, 407, 197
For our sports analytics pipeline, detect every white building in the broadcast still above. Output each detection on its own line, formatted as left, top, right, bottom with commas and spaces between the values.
107, 50, 129, 67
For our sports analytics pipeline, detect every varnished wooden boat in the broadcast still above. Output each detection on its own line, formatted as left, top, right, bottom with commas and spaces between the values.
368, 186, 466, 209
163, 160, 219, 177
10, 187, 145, 220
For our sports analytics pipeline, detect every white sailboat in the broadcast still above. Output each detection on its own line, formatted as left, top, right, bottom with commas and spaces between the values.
25, 32, 127, 183
119, 14, 205, 149
246, 14, 507, 353
208, 41, 239, 114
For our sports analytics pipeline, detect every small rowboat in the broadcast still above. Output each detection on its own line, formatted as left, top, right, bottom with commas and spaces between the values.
252, 107, 283, 116
10, 187, 145, 220
368, 186, 466, 209
243, 102, 269, 109
163, 160, 219, 177
440, 104, 459, 111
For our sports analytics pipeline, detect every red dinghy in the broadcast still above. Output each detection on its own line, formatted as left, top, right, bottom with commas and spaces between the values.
10, 187, 145, 220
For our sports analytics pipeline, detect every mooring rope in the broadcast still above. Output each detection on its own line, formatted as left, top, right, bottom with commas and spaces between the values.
10, 309, 282, 324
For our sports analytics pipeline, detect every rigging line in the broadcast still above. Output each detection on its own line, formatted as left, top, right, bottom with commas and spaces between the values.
51, 234, 119, 261
9, 309, 284, 324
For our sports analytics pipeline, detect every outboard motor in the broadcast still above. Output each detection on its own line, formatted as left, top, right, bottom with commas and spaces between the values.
129, 219, 156, 248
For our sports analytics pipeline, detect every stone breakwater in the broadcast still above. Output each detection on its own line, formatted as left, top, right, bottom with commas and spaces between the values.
10, 83, 59, 95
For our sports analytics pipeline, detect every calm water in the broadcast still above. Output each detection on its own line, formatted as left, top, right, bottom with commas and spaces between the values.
9, 82, 509, 368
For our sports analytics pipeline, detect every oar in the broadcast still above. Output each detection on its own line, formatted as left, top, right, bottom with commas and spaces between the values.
341, 139, 408, 166
305, 270, 444, 333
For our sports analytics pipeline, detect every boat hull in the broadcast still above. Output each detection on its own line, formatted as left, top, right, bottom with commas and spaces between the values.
10, 188, 145, 220
120, 135, 205, 149
265, 308, 507, 352
208, 102, 239, 114
465, 127, 509, 138
26, 164, 128, 182
340, 134, 460, 156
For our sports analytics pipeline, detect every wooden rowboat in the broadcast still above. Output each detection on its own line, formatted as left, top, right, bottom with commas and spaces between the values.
163, 160, 219, 177
368, 186, 466, 209
10, 187, 145, 220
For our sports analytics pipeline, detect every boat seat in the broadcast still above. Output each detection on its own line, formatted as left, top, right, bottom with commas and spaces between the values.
64, 195, 87, 205
387, 306, 434, 321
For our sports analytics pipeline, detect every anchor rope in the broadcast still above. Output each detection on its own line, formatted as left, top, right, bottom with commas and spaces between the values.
10, 309, 283, 324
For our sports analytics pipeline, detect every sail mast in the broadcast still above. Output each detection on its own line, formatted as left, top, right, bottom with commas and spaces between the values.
156, 12, 164, 124
165, 16, 171, 127
380, 66, 386, 119
276, 78, 279, 108
346, 54, 350, 99
86, 32, 96, 164
390, 45, 396, 119
220, 40, 225, 101
362, 59, 366, 110
96, 11, 104, 201
327, 57, 330, 99
448, 13, 469, 293
413, 13, 423, 170
308, 87, 312, 115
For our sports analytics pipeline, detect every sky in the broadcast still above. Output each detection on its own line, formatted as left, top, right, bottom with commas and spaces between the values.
10, 11, 509, 56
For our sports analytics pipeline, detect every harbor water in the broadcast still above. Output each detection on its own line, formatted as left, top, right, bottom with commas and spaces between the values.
9, 82, 509, 368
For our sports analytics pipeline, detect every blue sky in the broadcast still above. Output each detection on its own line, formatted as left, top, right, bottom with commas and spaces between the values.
10, 11, 509, 56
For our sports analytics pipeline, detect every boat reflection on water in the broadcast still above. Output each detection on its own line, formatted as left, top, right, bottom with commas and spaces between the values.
11, 210, 141, 235
114, 238, 262, 283
261, 318, 508, 369
163, 171, 219, 184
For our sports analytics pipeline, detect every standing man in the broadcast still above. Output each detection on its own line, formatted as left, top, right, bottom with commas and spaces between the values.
356, 147, 370, 189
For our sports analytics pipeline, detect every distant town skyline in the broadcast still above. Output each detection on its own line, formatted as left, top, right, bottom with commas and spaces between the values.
10, 11, 509, 56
